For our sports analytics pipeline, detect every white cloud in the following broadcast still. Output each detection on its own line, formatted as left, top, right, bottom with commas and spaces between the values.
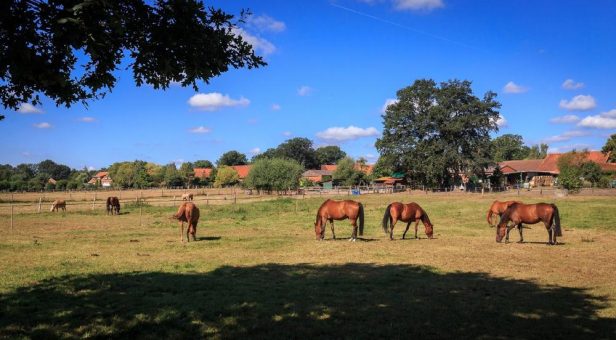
381, 98, 399, 113
550, 114, 580, 124
495, 115, 507, 128
21, 151, 31, 157
33, 122, 52, 129
79, 117, 96, 123
503, 81, 528, 94
559, 95, 596, 111
87, 166, 96, 171
577, 115, 616, 129
316, 126, 379, 142
562, 79, 585, 90
250, 147, 262, 155
247, 15, 286, 33
297, 86, 313, 96
271, 103, 281, 111
282, 131, 292, 137
542, 130, 590, 143
189, 126, 211, 134
188, 92, 250, 111
18, 103, 44, 114
548, 143, 592, 153
601, 109, 616, 118
232, 27, 276, 56
393, 0, 444, 11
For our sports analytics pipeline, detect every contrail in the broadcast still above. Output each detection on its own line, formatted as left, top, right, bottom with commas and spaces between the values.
330, 2, 479, 50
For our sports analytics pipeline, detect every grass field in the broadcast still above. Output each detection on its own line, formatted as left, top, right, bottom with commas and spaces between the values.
1, 192, 615, 338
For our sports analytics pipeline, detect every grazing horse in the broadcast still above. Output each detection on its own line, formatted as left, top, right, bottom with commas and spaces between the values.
106, 196, 121, 215
487, 200, 524, 242
486, 200, 522, 226
496, 203, 562, 245
382, 202, 434, 240
181, 193, 193, 201
50, 199, 66, 212
314, 199, 364, 241
173, 202, 200, 242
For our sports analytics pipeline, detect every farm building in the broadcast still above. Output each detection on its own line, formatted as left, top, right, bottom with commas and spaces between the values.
320, 163, 374, 175
302, 169, 333, 188
231, 165, 252, 181
193, 168, 213, 179
497, 151, 616, 187
87, 171, 113, 187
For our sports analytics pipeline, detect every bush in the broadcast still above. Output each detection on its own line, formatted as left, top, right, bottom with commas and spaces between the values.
244, 158, 303, 193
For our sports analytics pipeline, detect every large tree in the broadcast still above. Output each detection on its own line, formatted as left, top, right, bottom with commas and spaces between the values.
217, 151, 248, 166
491, 134, 530, 162
526, 143, 549, 160
315, 146, 347, 165
602, 134, 616, 162
376, 79, 500, 187
244, 158, 303, 193
0, 0, 266, 120
275, 138, 319, 170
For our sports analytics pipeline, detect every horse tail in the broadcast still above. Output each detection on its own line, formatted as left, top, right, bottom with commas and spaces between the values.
552, 204, 562, 237
382, 204, 392, 234
358, 203, 364, 236
487, 209, 494, 226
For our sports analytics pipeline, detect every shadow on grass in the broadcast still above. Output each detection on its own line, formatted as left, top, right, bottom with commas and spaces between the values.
196, 236, 222, 241
0, 264, 614, 338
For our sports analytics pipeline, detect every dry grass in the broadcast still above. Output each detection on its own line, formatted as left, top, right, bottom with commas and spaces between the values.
1, 192, 615, 338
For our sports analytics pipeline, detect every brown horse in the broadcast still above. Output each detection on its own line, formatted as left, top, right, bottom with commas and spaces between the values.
314, 199, 364, 241
487, 200, 524, 242
382, 202, 434, 240
496, 203, 562, 245
50, 199, 66, 212
487, 200, 522, 226
173, 202, 200, 242
106, 196, 120, 215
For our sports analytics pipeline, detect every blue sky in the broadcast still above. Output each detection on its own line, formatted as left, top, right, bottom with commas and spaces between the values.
2, 0, 616, 170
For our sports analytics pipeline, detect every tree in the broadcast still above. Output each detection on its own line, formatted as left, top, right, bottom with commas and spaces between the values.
217, 151, 248, 166
491, 134, 530, 162
273, 138, 319, 169
0, 1, 266, 120
556, 150, 588, 192
333, 157, 365, 186
36, 160, 71, 180
376, 79, 500, 187
602, 134, 616, 162
214, 166, 239, 188
526, 144, 548, 159
244, 158, 303, 193
580, 161, 602, 186
193, 160, 214, 168
315, 146, 347, 165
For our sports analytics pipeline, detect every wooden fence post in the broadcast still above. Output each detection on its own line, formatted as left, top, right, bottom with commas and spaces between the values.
10, 197, 14, 231
92, 196, 96, 210
38, 197, 42, 213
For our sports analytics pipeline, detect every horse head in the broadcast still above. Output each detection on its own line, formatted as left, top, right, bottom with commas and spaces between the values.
314, 219, 325, 240
425, 223, 434, 239
495, 221, 508, 242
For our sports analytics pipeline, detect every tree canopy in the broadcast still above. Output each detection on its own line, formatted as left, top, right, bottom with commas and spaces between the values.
315, 146, 346, 165
0, 0, 266, 120
491, 134, 529, 162
244, 158, 303, 193
376, 79, 500, 187
250, 138, 319, 169
217, 151, 248, 167
602, 134, 616, 162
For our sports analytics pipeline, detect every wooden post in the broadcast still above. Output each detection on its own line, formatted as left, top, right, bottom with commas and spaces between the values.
92, 196, 96, 210
10, 201, 14, 231
234, 192, 237, 204
38, 197, 42, 213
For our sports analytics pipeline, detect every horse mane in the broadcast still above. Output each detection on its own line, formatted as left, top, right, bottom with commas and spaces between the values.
499, 203, 519, 225
315, 200, 329, 225
421, 209, 433, 227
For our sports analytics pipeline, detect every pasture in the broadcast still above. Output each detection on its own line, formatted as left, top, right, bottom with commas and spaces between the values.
1, 192, 615, 338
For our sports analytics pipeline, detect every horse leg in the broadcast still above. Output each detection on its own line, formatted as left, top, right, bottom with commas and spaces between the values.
517, 224, 524, 243
330, 219, 336, 240
179, 222, 184, 242
402, 221, 411, 239
389, 219, 396, 240
349, 219, 358, 242
414, 220, 420, 239
545, 221, 555, 245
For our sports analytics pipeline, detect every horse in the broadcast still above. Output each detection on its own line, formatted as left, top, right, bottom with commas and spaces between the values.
486, 200, 522, 226
173, 202, 200, 242
487, 200, 524, 242
181, 193, 193, 201
106, 196, 120, 215
382, 202, 434, 240
314, 199, 364, 241
496, 203, 562, 245
50, 199, 66, 212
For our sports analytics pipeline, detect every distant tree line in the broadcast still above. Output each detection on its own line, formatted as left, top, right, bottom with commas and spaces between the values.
0, 160, 91, 191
